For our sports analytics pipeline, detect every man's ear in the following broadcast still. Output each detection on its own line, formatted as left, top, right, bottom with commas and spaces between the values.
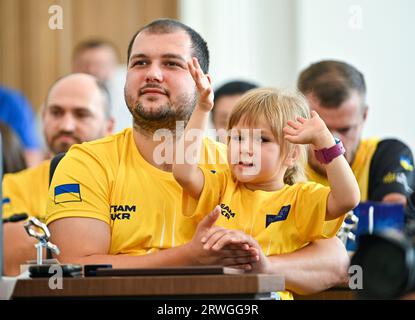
362, 105, 369, 122
284, 145, 301, 167
40, 104, 46, 119
106, 117, 115, 135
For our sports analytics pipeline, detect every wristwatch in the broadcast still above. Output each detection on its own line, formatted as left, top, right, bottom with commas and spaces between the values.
314, 138, 346, 164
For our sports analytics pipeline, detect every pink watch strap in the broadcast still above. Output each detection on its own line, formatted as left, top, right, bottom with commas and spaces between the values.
314, 140, 346, 164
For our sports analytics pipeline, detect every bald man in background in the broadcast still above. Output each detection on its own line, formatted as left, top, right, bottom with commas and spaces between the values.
2, 73, 114, 275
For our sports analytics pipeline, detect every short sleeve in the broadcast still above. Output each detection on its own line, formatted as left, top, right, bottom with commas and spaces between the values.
368, 139, 415, 201
181, 167, 228, 219
45, 145, 112, 225
2, 174, 27, 219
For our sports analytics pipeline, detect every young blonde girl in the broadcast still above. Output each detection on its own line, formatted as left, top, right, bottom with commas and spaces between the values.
173, 59, 360, 299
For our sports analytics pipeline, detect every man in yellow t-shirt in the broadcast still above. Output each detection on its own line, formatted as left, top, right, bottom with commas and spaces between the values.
298, 60, 415, 225
2, 73, 114, 275
47, 131, 227, 255
46, 19, 350, 295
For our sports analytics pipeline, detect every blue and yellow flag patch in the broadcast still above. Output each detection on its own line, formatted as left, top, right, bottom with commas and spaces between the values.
2, 197, 11, 211
54, 183, 82, 204
400, 156, 413, 172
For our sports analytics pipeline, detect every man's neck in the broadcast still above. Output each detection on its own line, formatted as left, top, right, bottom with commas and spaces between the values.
132, 127, 176, 172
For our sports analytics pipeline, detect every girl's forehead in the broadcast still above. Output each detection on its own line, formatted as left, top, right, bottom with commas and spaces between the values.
232, 115, 271, 130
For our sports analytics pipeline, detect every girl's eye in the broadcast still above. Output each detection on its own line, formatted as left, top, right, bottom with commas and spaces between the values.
253, 136, 267, 143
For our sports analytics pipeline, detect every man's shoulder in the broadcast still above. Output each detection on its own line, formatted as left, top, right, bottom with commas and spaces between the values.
3, 159, 51, 185
367, 137, 414, 201
84, 128, 131, 147
67, 128, 132, 159
376, 138, 412, 152
370, 138, 413, 164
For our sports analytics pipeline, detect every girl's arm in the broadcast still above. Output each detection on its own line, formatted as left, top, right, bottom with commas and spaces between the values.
284, 111, 360, 220
172, 58, 214, 199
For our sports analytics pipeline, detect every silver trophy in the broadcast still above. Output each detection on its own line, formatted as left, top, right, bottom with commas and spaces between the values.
24, 217, 60, 265
337, 210, 359, 246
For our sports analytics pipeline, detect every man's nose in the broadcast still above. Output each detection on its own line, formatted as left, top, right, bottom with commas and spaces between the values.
145, 63, 163, 82
59, 113, 76, 131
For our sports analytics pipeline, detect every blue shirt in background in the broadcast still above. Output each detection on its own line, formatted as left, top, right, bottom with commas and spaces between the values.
0, 86, 41, 150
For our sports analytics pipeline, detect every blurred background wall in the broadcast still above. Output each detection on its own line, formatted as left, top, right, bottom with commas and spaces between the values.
0, 0, 177, 109
0, 0, 414, 151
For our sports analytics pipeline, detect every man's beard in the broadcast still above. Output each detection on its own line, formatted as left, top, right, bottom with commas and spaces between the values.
48, 132, 82, 154
125, 92, 197, 137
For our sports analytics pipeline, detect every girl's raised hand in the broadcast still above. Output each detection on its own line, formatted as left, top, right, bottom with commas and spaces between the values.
188, 57, 213, 112
283, 110, 334, 148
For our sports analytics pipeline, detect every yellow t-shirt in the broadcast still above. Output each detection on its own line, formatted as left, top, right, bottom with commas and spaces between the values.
2, 160, 51, 221
306, 138, 380, 236
186, 167, 335, 300
45, 128, 228, 255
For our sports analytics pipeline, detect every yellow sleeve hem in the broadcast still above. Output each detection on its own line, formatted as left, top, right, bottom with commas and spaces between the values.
46, 212, 110, 226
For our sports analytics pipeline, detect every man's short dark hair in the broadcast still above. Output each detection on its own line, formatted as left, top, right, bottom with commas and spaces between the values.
297, 60, 366, 108
127, 18, 209, 73
214, 80, 259, 103
73, 39, 119, 62
212, 80, 258, 118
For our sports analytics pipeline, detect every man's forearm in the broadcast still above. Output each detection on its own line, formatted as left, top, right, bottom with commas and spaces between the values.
3, 221, 40, 276
266, 237, 350, 295
57, 243, 197, 268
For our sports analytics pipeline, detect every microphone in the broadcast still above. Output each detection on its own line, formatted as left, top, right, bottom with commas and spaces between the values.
2, 213, 29, 223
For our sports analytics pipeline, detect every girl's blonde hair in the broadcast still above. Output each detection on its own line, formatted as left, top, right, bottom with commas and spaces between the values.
227, 88, 310, 185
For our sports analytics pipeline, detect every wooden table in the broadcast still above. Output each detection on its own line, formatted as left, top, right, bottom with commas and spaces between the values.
12, 274, 284, 299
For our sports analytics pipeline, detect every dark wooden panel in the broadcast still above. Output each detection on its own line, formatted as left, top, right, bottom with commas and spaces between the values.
12, 274, 284, 298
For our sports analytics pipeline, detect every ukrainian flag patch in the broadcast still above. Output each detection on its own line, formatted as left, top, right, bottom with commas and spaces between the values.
2, 197, 11, 211
54, 183, 82, 204
400, 156, 413, 172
